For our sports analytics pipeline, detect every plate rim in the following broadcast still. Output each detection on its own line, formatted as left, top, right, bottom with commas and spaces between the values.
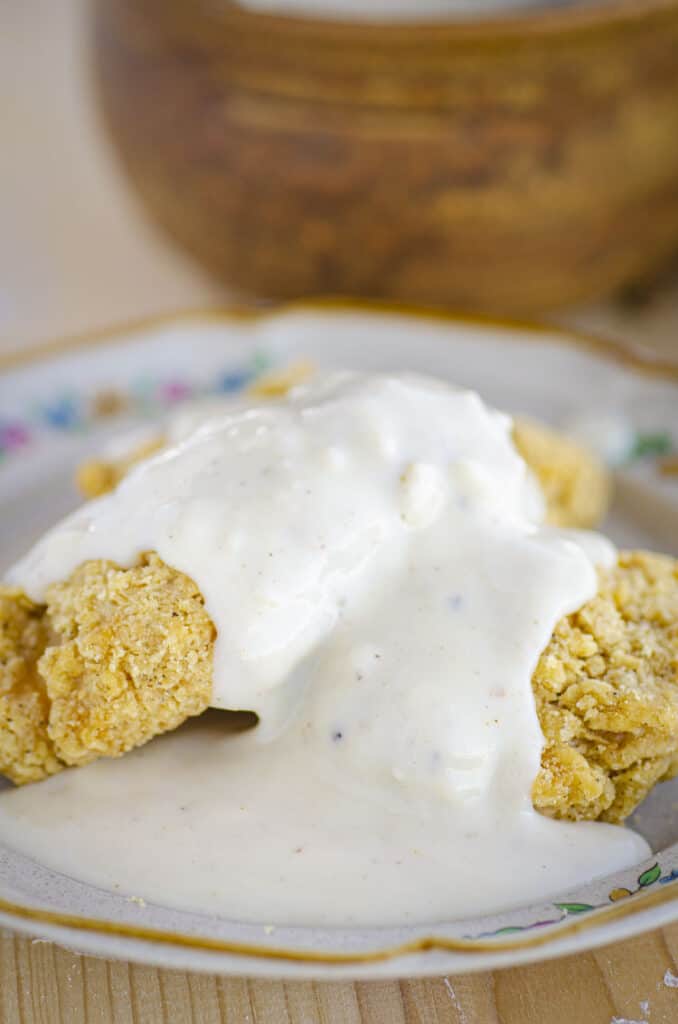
2, 297, 678, 383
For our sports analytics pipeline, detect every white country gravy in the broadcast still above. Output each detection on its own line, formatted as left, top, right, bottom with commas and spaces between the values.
1, 373, 649, 926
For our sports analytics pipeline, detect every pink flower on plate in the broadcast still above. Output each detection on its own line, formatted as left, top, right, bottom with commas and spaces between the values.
160, 380, 192, 404
0, 421, 31, 452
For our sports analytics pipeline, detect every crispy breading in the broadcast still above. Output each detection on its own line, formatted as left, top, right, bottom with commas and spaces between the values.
76, 435, 165, 498
0, 554, 215, 781
42, 553, 215, 766
532, 551, 678, 823
0, 587, 62, 784
248, 360, 314, 398
513, 417, 611, 528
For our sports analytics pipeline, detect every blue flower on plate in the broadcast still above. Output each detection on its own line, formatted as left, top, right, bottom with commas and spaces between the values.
40, 395, 81, 430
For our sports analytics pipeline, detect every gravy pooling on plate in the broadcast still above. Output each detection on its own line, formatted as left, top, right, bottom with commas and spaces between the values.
2, 372, 649, 925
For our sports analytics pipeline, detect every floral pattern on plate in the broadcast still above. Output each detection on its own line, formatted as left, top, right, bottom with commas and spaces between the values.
0, 352, 271, 460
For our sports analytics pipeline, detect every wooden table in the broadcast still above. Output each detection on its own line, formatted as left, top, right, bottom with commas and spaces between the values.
2, 1, 678, 1021
2, 927, 678, 1023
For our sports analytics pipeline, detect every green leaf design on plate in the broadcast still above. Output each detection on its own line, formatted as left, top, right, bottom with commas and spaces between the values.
553, 902, 595, 914
638, 863, 661, 887
630, 432, 673, 459
252, 350, 272, 374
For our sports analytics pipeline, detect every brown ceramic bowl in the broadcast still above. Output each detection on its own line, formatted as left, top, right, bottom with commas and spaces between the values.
92, 0, 678, 314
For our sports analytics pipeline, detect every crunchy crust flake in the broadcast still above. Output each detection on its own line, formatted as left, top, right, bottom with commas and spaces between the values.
248, 360, 314, 398
0, 587, 62, 784
532, 551, 678, 823
513, 417, 611, 529
76, 436, 165, 499
0, 554, 214, 781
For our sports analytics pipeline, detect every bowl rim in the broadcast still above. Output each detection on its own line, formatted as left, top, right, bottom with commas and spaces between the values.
210, 0, 678, 41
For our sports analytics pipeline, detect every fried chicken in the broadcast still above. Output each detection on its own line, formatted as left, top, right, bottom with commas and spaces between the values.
513, 417, 611, 529
0, 369, 666, 817
0, 587, 61, 784
2, 546, 677, 828
532, 551, 678, 823
76, 435, 164, 499
0, 554, 214, 784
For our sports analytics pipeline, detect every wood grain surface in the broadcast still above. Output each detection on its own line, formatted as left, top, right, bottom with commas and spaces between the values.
2, 926, 678, 1024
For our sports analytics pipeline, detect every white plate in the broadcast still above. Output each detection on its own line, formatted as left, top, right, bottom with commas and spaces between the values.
1, 303, 678, 979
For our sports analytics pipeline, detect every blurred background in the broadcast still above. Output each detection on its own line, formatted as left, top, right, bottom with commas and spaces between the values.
2, 0, 678, 361
1, 0, 221, 360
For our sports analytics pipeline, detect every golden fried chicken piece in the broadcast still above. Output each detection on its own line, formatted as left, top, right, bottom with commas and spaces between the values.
0, 588, 62, 784
248, 360, 314, 398
76, 436, 164, 499
532, 551, 678, 823
0, 554, 214, 782
513, 417, 611, 529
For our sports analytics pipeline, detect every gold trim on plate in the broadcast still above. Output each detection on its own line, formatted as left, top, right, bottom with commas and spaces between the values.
2, 880, 678, 964
1, 298, 678, 381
